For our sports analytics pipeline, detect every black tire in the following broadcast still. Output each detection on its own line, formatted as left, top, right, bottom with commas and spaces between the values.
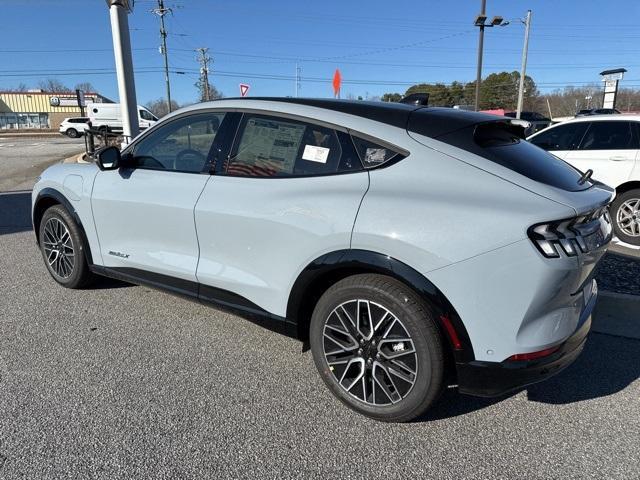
611, 189, 640, 246
66, 128, 79, 138
39, 204, 94, 289
310, 274, 445, 422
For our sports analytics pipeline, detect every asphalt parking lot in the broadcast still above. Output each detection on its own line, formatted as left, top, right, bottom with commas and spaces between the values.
0, 135, 84, 192
0, 140, 639, 478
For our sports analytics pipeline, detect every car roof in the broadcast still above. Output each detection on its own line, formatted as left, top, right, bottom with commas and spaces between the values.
174, 97, 505, 139
559, 114, 640, 124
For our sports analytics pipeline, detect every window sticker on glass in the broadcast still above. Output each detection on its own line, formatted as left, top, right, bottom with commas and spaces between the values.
302, 145, 330, 163
364, 148, 389, 165
235, 118, 305, 175
352, 136, 399, 168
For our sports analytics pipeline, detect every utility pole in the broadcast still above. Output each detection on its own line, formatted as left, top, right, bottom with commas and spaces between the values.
516, 10, 532, 119
295, 63, 301, 98
474, 0, 487, 111
197, 47, 212, 102
152, 0, 172, 113
106, 0, 139, 141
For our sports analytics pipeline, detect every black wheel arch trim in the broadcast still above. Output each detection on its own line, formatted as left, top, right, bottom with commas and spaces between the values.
33, 187, 94, 265
286, 249, 475, 362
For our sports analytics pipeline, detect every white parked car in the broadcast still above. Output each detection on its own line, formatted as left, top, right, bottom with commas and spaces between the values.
58, 117, 90, 138
529, 115, 640, 245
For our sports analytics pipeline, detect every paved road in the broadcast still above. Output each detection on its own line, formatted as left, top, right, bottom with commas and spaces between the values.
0, 190, 638, 479
0, 136, 84, 192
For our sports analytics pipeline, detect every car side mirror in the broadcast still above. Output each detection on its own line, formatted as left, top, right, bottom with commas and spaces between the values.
96, 146, 121, 170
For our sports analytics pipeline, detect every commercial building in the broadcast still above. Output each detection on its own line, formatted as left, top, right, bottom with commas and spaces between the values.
0, 90, 112, 130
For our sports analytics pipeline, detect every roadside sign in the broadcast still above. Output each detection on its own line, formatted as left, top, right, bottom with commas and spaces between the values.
239, 83, 250, 97
76, 89, 86, 107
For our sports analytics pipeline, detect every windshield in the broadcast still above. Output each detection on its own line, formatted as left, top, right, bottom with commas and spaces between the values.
139, 110, 156, 121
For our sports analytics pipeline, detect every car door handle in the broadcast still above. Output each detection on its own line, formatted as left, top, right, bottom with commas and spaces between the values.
609, 155, 627, 161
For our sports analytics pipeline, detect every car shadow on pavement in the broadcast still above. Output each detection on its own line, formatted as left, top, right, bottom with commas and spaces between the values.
87, 276, 132, 290
420, 331, 640, 421
0, 190, 32, 235
526, 332, 640, 404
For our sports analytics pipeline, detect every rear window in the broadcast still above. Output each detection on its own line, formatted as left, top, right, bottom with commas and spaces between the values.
436, 121, 592, 192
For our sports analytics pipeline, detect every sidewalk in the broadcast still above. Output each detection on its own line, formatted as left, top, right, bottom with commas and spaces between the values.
0, 132, 61, 139
593, 291, 640, 340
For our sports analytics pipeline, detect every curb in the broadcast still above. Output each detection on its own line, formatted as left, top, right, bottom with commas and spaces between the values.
598, 290, 640, 301
593, 290, 640, 340
0, 133, 61, 138
62, 152, 89, 164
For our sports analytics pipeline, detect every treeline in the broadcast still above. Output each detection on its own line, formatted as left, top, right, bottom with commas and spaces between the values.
7, 79, 96, 93
538, 86, 640, 117
381, 71, 538, 110
382, 71, 640, 117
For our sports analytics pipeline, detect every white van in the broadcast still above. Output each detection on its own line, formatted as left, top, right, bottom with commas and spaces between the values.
87, 103, 158, 133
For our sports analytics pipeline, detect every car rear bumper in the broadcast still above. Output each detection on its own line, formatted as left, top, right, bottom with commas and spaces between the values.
456, 288, 595, 397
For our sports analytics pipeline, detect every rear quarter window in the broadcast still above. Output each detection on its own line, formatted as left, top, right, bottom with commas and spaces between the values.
436, 121, 592, 192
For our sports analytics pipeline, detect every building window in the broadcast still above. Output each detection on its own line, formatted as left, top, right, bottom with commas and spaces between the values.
0, 112, 49, 129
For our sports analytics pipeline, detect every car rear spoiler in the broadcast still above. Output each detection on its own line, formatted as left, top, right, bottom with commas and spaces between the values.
399, 93, 429, 106
407, 107, 530, 141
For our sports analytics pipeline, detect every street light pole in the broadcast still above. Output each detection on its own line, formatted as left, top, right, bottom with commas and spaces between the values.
516, 10, 532, 119
474, 0, 487, 111
106, 0, 139, 142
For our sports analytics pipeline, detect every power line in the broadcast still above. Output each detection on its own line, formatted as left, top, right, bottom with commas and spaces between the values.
3, 64, 640, 90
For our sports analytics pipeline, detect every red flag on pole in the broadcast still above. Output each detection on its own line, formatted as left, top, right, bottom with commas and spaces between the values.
332, 69, 342, 98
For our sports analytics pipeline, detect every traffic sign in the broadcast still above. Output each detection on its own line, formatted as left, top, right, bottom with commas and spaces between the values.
239, 83, 250, 97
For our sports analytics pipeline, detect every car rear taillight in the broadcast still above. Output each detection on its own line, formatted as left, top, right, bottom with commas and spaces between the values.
528, 207, 612, 258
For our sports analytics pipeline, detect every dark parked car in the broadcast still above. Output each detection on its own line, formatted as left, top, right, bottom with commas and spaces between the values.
576, 108, 620, 116
505, 111, 551, 135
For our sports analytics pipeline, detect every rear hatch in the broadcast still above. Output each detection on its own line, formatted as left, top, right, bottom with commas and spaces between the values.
406, 108, 615, 216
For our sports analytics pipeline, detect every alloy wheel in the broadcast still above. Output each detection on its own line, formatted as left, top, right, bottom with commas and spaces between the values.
43, 217, 75, 278
616, 198, 640, 237
322, 299, 418, 406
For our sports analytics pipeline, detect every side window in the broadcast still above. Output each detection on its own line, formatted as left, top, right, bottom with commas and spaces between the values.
529, 123, 589, 151
132, 112, 224, 173
225, 114, 361, 177
351, 135, 401, 168
578, 121, 638, 150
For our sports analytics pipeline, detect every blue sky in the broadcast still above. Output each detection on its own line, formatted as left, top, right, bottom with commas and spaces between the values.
1, 0, 640, 105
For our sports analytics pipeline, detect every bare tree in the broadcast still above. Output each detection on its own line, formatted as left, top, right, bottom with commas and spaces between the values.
13, 82, 29, 92
145, 98, 180, 118
38, 78, 72, 93
194, 80, 223, 103
74, 82, 96, 93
